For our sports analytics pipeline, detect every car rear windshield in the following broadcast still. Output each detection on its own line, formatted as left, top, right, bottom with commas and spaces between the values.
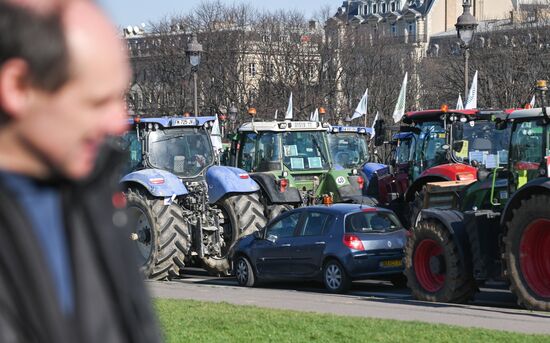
345, 211, 403, 233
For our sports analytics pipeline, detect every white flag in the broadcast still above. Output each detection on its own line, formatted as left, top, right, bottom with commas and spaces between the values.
349, 88, 368, 122
310, 108, 319, 122
210, 116, 223, 152
285, 92, 293, 120
456, 94, 464, 110
465, 70, 478, 110
530, 94, 536, 108
370, 111, 379, 138
392, 72, 408, 123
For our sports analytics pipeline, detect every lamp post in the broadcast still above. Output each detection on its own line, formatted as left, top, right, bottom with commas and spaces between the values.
228, 103, 238, 133
186, 33, 203, 116
455, 0, 478, 100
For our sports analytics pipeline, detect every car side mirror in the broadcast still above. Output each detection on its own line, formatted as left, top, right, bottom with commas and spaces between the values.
495, 119, 507, 131
267, 234, 277, 243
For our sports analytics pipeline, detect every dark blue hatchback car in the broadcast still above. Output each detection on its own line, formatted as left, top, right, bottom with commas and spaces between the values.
232, 204, 407, 293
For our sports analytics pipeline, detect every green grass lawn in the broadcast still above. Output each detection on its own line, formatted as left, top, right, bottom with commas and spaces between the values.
155, 299, 549, 343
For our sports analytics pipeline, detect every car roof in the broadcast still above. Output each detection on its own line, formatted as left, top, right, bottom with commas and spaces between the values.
291, 203, 387, 215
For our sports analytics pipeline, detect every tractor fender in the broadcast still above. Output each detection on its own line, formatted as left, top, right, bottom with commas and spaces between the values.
419, 208, 471, 268
362, 163, 388, 184
501, 177, 550, 227
121, 169, 188, 197
205, 166, 260, 204
249, 173, 302, 205
405, 174, 449, 202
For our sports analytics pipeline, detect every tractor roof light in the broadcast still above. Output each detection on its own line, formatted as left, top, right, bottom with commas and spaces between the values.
319, 107, 326, 114
133, 116, 141, 124
332, 127, 339, 133
460, 116, 468, 123
248, 108, 257, 117
279, 123, 288, 129
441, 104, 449, 113
322, 194, 334, 205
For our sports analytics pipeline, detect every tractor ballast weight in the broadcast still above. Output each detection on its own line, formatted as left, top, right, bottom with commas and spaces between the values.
121, 116, 266, 279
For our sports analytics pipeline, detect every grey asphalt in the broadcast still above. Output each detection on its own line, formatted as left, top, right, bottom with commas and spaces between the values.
147, 269, 550, 335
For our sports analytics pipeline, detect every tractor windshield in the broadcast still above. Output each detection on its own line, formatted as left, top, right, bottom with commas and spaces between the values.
282, 131, 330, 171
147, 128, 214, 178
510, 120, 547, 188
328, 132, 370, 168
122, 131, 143, 173
395, 136, 415, 164
415, 121, 447, 171
451, 120, 510, 167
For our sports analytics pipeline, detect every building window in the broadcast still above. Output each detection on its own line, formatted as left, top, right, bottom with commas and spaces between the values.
364, 4, 369, 14
408, 23, 415, 35
248, 63, 256, 76
391, 24, 397, 36
372, 4, 377, 13
391, 2, 396, 12
382, 3, 387, 13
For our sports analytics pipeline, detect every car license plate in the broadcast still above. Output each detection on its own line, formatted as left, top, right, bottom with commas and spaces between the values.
381, 259, 402, 267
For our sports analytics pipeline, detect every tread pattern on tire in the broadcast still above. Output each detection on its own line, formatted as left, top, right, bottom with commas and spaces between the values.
404, 219, 476, 303
504, 194, 550, 312
202, 193, 267, 275
126, 188, 191, 280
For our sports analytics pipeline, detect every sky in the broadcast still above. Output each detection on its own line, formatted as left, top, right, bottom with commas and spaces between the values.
98, 0, 336, 28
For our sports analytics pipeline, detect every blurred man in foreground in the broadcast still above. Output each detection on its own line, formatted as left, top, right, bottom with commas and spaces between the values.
0, 0, 162, 342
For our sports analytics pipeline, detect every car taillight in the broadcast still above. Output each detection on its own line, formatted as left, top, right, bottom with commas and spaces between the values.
357, 176, 364, 190
279, 178, 288, 192
343, 234, 364, 251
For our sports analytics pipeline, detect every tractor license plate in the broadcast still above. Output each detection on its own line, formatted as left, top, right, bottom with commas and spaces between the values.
381, 259, 402, 268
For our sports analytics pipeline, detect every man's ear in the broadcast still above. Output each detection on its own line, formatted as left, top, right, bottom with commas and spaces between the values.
0, 59, 34, 119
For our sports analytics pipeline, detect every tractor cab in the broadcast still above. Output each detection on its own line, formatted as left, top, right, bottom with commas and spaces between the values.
326, 125, 372, 169
229, 116, 375, 219
124, 116, 216, 181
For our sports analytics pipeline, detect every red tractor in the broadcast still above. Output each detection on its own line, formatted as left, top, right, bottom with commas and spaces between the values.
369, 108, 511, 227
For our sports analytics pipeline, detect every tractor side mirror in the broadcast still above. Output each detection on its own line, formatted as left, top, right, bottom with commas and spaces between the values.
495, 119, 507, 130
253, 230, 263, 240
374, 119, 386, 147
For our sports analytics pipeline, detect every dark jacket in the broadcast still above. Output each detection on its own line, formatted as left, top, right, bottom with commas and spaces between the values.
0, 141, 162, 343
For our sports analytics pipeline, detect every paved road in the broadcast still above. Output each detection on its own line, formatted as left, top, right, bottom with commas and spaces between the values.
148, 268, 550, 335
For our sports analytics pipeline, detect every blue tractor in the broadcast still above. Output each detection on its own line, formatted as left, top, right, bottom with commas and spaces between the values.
121, 116, 266, 279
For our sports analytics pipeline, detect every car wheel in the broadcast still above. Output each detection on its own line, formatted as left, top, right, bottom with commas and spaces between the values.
235, 256, 257, 287
323, 260, 350, 294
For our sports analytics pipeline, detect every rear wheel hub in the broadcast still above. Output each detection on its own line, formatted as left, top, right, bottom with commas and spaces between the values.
520, 219, 550, 298
414, 239, 446, 293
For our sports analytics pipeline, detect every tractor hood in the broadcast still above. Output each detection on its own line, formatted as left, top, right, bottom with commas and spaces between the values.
420, 163, 477, 181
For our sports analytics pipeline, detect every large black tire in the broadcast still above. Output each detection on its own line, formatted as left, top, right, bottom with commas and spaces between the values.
202, 193, 267, 275
234, 256, 258, 287
266, 204, 293, 221
504, 194, 550, 311
323, 259, 351, 294
405, 219, 476, 303
125, 188, 191, 280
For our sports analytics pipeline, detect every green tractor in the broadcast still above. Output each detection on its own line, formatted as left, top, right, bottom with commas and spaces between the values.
405, 81, 550, 311
228, 118, 375, 219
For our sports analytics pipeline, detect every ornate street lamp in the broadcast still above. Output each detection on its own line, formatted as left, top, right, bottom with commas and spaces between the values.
186, 33, 203, 116
228, 103, 238, 132
455, 0, 478, 99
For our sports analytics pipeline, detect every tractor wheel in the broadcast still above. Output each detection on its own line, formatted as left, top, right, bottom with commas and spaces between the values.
405, 219, 476, 303
125, 188, 190, 280
409, 188, 425, 230
202, 193, 267, 276
504, 195, 550, 311
266, 204, 293, 221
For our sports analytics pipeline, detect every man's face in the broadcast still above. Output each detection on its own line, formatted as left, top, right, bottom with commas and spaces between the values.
19, 2, 130, 180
